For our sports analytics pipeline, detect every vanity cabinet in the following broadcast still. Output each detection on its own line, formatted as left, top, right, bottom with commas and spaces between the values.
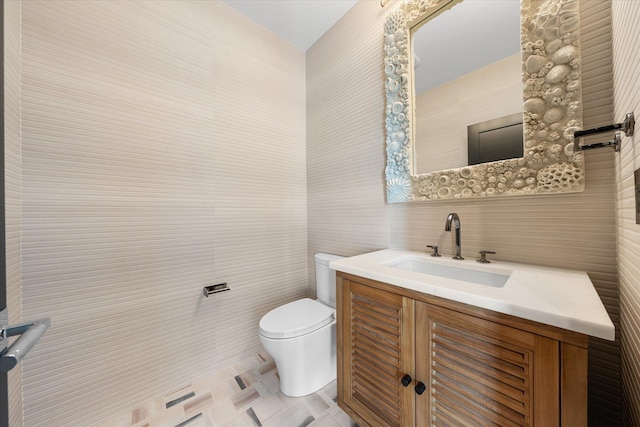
336, 273, 589, 427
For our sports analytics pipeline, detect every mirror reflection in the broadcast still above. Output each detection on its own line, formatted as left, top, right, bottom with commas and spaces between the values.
412, 0, 523, 174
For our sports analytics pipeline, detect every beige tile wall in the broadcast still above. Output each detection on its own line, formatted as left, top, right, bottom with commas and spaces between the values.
307, 0, 620, 424
306, 0, 392, 287
612, 1, 640, 425
17, 1, 306, 425
4, 0, 23, 425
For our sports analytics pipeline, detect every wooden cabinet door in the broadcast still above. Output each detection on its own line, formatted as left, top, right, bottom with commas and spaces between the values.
415, 302, 560, 427
338, 279, 415, 427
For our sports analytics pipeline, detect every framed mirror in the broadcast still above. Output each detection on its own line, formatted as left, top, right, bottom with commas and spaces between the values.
384, 0, 584, 202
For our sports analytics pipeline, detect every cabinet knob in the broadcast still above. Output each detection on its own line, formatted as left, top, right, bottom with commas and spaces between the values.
401, 374, 412, 387
415, 381, 426, 395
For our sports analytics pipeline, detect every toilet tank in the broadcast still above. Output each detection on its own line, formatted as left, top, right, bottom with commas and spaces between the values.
314, 253, 344, 308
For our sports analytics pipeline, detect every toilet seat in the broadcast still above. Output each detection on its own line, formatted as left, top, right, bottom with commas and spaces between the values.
259, 298, 334, 339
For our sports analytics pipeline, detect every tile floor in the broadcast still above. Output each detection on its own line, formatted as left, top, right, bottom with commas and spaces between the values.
99, 352, 358, 427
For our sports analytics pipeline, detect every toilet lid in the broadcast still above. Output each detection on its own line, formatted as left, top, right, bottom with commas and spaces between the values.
259, 298, 335, 339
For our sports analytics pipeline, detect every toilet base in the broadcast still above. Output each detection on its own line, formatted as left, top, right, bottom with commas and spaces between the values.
259, 321, 336, 397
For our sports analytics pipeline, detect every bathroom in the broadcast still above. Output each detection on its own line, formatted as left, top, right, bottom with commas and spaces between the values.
1, 0, 638, 426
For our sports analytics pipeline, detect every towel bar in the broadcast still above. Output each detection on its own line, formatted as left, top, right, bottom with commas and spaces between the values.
574, 112, 634, 151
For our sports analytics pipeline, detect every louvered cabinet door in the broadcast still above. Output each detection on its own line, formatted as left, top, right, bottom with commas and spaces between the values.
415, 302, 560, 427
338, 279, 415, 427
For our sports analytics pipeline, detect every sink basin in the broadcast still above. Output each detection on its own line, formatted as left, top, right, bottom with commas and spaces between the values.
387, 256, 511, 287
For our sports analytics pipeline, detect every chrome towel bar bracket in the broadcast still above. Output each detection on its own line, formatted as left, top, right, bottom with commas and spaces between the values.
0, 310, 51, 372
574, 112, 634, 151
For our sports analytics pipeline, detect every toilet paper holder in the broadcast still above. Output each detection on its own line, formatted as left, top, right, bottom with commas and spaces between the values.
203, 283, 230, 297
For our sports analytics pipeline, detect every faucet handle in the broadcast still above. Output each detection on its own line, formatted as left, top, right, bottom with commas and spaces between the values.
427, 245, 441, 257
477, 250, 496, 263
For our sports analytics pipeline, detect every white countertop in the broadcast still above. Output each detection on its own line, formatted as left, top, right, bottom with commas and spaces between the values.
330, 249, 615, 341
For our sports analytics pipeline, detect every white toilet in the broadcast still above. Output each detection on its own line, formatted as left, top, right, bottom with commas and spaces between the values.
258, 253, 344, 397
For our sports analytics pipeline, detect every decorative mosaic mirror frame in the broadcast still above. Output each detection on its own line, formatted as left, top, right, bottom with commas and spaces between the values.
384, 0, 584, 202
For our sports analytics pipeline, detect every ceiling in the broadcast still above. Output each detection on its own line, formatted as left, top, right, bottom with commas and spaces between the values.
221, 0, 359, 51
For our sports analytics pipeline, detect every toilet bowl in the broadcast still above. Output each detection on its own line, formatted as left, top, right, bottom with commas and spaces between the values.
258, 253, 343, 397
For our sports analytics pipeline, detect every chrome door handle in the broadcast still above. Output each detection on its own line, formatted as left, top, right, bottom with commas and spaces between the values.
0, 317, 51, 372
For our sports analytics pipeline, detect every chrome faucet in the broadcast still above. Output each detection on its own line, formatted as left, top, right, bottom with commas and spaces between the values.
445, 213, 463, 260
